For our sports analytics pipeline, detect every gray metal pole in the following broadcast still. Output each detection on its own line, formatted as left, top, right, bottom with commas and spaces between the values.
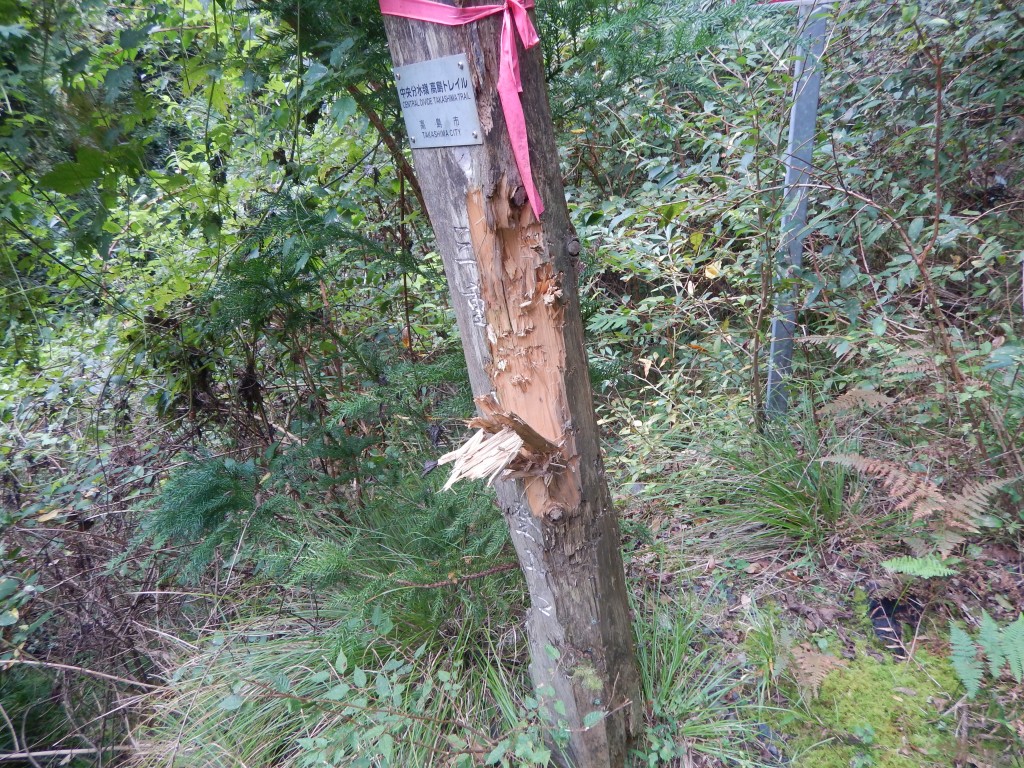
764, 2, 831, 418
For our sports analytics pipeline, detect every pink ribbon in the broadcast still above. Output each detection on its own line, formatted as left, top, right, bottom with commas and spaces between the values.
379, 0, 545, 217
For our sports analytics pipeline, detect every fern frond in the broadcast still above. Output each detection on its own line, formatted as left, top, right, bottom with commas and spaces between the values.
949, 622, 983, 698
1003, 613, 1024, 684
941, 478, 1012, 531
929, 528, 967, 558
881, 555, 957, 578
822, 455, 1015, 532
817, 389, 895, 417
901, 485, 944, 517
820, 454, 915, 494
821, 454, 945, 518
949, 613, 1024, 698
790, 643, 846, 700
797, 335, 845, 347
978, 611, 1005, 679
887, 362, 935, 376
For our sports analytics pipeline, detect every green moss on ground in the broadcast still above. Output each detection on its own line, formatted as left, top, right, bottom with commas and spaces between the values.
786, 650, 960, 768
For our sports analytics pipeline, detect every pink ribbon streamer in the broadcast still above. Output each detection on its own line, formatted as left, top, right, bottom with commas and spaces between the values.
379, 0, 545, 217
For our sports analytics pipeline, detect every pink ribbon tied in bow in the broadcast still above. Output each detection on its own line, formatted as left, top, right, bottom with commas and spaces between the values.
379, 0, 545, 217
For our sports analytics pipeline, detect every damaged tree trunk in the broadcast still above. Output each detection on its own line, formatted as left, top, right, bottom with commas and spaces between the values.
379, 4, 641, 767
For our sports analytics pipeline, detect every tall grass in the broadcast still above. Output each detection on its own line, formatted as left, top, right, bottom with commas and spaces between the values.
132, 602, 541, 767
632, 596, 770, 766
133, 584, 775, 767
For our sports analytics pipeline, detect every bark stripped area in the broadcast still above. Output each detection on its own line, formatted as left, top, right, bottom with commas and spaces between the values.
466, 186, 581, 519
435, 394, 565, 490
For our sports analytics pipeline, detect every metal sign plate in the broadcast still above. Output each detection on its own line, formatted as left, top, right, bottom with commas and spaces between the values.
394, 54, 484, 149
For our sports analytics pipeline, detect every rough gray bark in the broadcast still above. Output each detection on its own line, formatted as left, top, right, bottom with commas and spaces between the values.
379, 6, 641, 767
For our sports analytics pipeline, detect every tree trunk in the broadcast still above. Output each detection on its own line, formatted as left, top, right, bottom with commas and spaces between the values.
379, 6, 641, 767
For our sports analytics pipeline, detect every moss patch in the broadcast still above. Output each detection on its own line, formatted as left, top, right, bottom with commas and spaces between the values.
784, 650, 960, 768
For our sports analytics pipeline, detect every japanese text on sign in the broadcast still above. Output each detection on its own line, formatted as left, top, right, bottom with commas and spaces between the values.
393, 54, 484, 149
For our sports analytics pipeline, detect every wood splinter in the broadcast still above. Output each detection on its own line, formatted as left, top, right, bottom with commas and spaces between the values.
436, 395, 566, 491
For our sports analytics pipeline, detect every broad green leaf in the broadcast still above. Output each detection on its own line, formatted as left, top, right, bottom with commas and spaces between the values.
329, 38, 355, 66
103, 64, 136, 103
352, 667, 367, 687
0, 24, 27, 39
331, 96, 357, 126
303, 62, 329, 92
218, 693, 245, 711
907, 216, 925, 242
375, 673, 391, 699
209, 80, 228, 115
119, 27, 150, 50
38, 148, 107, 194
485, 740, 509, 764
379, 733, 394, 762
182, 58, 208, 97
149, 172, 190, 193
26, 611, 53, 634
0, 578, 18, 601
325, 683, 350, 701
62, 47, 91, 75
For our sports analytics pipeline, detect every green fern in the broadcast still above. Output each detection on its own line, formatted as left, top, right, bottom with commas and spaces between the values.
1004, 613, 1024, 683
881, 555, 958, 578
949, 612, 1024, 698
949, 622, 983, 698
979, 611, 1006, 678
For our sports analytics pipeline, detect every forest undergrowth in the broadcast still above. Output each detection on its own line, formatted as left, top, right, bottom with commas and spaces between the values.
1, 0, 1023, 766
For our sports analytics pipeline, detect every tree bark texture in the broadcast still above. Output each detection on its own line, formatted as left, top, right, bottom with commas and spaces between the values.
380, 6, 641, 767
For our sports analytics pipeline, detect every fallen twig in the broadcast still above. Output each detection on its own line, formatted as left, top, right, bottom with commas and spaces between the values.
395, 562, 519, 589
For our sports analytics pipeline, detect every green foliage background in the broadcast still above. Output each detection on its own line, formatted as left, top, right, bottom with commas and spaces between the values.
1, 0, 1022, 764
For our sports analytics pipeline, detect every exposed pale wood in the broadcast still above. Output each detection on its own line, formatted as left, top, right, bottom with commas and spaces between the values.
436, 426, 524, 489
380, 5, 641, 766
470, 395, 562, 460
